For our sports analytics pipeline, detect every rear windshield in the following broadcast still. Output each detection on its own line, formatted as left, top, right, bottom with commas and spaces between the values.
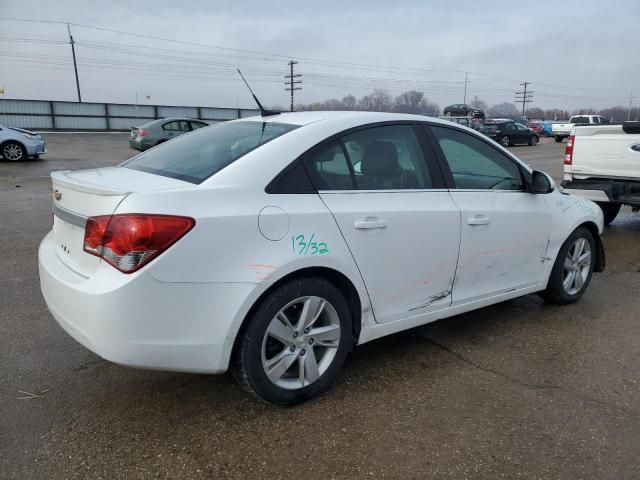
123, 121, 299, 183
570, 116, 590, 124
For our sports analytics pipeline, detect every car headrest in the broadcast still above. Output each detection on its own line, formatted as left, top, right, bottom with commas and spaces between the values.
360, 141, 399, 177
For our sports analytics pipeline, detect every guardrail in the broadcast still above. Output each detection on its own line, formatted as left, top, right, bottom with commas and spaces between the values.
0, 99, 260, 131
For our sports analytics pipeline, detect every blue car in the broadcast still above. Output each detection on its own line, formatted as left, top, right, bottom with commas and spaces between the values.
541, 121, 554, 137
0, 124, 47, 161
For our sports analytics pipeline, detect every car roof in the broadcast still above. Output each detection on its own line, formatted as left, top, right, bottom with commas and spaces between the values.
235, 110, 459, 128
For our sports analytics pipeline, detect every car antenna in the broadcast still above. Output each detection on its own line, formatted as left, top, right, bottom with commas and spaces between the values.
236, 68, 281, 117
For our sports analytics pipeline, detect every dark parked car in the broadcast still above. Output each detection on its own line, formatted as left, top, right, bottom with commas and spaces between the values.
443, 104, 485, 119
480, 120, 539, 147
129, 117, 209, 151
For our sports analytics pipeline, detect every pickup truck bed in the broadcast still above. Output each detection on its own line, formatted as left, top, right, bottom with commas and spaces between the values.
561, 121, 640, 224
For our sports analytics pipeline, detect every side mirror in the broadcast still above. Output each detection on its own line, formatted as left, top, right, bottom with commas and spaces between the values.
530, 170, 555, 194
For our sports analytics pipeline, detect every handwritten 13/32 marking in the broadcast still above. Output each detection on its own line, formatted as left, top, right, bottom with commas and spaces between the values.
292, 234, 329, 256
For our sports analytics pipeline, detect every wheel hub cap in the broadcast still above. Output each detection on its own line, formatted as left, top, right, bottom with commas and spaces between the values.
261, 296, 341, 390
562, 237, 591, 295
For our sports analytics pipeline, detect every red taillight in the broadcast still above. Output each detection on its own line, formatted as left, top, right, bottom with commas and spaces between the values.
83, 214, 195, 273
564, 135, 575, 165
137, 128, 149, 138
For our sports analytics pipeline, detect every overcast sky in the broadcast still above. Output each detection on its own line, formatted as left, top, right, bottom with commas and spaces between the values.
0, 0, 638, 110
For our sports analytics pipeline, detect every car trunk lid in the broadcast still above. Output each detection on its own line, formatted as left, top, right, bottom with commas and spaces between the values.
51, 167, 192, 277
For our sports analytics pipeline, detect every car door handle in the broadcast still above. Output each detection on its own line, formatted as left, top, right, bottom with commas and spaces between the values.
467, 216, 491, 226
354, 220, 388, 229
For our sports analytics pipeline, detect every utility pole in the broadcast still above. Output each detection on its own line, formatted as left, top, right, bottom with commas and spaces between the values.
284, 60, 302, 112
463, 72, 469, 104
628, 90, 634, 121
515, 81, 533, 119
67, 24, 82, 103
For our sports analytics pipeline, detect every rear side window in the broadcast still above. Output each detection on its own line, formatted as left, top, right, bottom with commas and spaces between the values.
162, 121, 189, 131
571, 116, 589, 124
124, 121, 299, 184
432, 126, 523, 191
305, 142, 354, 190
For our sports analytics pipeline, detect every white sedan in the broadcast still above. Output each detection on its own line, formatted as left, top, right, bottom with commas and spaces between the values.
39, 111, 605, 405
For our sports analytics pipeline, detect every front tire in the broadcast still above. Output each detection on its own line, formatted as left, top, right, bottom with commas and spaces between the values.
232, 277, 353, 405
541, 227, 595, 305
1, 141, 26, 161
596, 202, 621, 226
529, 135, 539, 146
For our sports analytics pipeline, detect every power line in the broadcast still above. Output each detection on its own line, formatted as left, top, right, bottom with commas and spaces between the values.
1, 17, 631, 96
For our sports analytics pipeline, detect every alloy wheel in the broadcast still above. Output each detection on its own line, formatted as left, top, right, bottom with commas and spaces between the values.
501, 136, 510, 147
261, 296, 341, 390
3, 143, 23, 161
562, 237, 592, 295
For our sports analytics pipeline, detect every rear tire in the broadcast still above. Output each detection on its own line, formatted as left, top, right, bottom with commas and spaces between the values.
596, 202, 621, 226
554, 136, 564, 143
500, 136, 510, 147
541, 227, 595, 305
232, 277, 353, 405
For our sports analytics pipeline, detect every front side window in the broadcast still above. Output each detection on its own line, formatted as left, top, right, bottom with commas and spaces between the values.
431, 126, 523, 191
124, 121, 299, 184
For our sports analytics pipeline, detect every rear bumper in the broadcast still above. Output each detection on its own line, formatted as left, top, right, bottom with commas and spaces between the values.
38, 231, 255, 373
128, 138, 144, 150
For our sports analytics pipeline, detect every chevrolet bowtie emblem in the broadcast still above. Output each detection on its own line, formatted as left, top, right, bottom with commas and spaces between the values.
53, 190, 62, 201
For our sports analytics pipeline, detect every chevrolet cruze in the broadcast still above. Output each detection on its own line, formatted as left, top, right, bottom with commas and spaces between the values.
39, 111, 605, 405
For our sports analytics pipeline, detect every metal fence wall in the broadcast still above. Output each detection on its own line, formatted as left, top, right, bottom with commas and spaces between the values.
0, 99, 261, 131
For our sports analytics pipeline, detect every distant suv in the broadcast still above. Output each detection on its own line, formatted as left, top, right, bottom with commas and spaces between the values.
129, 117, 209, 151
480, 120, 540, 147
443, 104, 485, 119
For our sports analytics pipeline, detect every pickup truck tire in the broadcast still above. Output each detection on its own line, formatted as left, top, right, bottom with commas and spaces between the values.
541, 226, 595, 305
554, 136, 564, 143
596, 202, 621, 226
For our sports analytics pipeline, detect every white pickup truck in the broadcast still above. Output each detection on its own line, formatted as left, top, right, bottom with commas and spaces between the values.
561, 121, 640, 225
552, 115, 609, 142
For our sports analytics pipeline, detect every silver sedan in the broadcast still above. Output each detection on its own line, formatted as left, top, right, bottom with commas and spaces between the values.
0, 124, 47, 161
129, 117, 209, 151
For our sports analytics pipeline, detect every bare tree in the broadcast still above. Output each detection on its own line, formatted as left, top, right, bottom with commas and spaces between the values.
342, 94, 357, 110
470, 96, 488, 110
487, 102, 520, 119
359, 89, 393, 112
524, 107, 545, 119
393, 90, 425, 114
